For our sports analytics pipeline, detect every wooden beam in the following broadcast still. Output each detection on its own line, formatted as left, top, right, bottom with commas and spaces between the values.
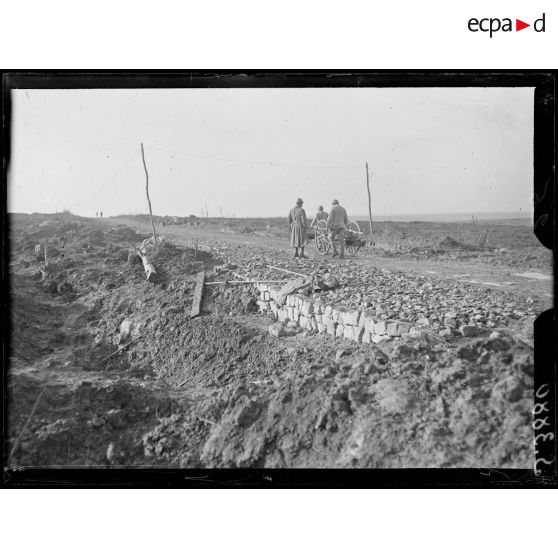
137, 251, 157, 282
190, 271, 206, 317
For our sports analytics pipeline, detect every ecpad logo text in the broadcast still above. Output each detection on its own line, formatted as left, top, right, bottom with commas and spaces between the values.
468, 13, 546, 37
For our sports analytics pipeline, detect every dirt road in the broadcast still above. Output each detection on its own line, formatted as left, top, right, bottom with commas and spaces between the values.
112, 217, 553, 307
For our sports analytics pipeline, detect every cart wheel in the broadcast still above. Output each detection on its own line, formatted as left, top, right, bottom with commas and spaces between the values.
315, 220, 330, 255
345, 221, 362, 255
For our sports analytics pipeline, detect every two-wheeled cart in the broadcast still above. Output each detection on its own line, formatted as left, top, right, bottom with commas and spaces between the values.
313, 220, 364, 256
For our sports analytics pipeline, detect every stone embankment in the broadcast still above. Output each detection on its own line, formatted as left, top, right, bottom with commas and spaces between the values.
255, 282, 481, 343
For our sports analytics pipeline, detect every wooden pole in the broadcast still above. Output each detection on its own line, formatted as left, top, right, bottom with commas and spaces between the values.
365, 162, 373, 238
205, 280, 291, 286
140, 143, 157, 243
266, 265, 306, 278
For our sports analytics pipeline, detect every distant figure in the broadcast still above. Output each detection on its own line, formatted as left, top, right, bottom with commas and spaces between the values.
96, 212, 98, 218
327, 199, 349, 259
310, 205, 329, 228
288, 198, 308, 258
100, 211, 103, 218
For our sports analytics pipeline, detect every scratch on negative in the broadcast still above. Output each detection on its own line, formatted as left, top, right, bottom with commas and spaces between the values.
464, 457, 511, 479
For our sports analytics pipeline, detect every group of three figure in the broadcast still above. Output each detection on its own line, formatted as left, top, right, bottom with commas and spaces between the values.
288, 197, 349, 259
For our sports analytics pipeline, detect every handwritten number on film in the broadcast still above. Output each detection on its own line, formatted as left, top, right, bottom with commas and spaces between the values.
533, 384, 555, 476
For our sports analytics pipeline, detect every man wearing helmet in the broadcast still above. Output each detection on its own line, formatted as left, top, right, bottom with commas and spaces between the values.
310, 204, 329, 228
327, 198, 349, 259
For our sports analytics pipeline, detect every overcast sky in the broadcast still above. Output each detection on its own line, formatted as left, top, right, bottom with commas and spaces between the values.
8, 87, 534, 218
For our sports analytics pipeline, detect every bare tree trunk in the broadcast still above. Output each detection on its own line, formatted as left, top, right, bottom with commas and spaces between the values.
140, 143, 157, 243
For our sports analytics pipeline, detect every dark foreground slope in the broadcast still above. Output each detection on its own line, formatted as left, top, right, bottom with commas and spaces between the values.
6, 214, 535, 469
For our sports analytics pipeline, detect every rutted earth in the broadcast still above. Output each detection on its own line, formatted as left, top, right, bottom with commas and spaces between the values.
6, 213, 541, 469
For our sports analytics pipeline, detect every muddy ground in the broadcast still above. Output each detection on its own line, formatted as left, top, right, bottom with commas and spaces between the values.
5, 213, 546, 469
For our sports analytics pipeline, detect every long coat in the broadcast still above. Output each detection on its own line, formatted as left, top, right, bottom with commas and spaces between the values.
288, 206, 307, 247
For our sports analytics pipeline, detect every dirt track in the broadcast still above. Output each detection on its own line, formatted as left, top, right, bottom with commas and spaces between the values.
6, 214, 542, 469
113, 217, 552, 305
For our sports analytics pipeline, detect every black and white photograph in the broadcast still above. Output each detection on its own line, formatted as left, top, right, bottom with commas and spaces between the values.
2, 73, 555, 482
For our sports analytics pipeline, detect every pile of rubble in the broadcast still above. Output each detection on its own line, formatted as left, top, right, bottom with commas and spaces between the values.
308, 266, 538, 335
257, 283, 489, 344
203, 242, 538, 342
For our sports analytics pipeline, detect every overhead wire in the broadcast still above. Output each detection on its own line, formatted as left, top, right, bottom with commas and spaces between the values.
145, 144, 363, 170
75, 150, 139, 213
74, 144, 365, 216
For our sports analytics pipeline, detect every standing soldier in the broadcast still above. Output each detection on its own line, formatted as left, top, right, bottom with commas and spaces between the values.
310, 205, 329, 228
288, 198, 308, 258
327, 198, 349, 259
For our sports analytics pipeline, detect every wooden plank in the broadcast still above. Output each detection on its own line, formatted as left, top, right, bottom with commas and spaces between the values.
190, 271, 206, 317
